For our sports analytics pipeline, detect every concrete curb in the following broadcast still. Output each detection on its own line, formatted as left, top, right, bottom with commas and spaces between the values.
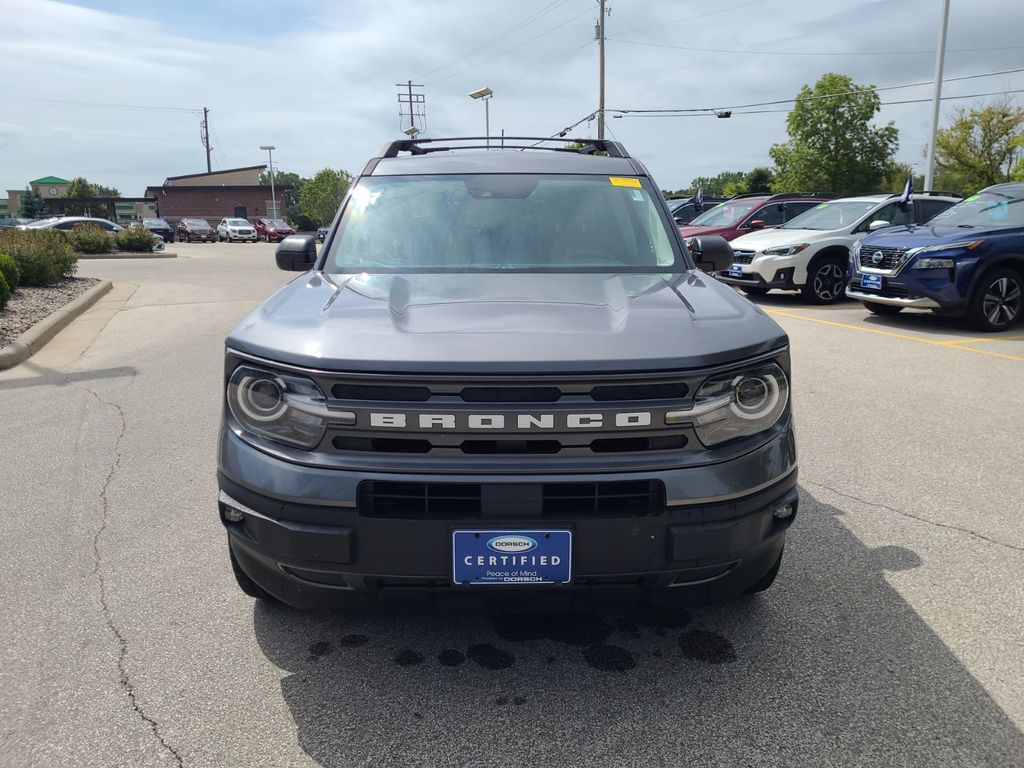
76, 252, 177, 259
0, 280, 113, 370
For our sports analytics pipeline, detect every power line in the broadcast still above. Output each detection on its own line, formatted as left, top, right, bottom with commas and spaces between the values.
607, 66, 1024, 114
0, 95, 202, 113
425, 3, 595, 86
608, 37, 1024, 57
414, 0, 574, 81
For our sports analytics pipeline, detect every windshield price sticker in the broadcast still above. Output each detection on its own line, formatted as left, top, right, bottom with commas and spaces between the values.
609, 176, 642, 188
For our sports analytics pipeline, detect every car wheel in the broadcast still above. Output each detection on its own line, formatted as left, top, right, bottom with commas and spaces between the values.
801, 256, 847, 304
229, 544, 275, 601
966, 268, 1024, 332
863, 301, 903, 316
741, 286, 770, 296
186, 235, 192, 243
744, 546, 783, 595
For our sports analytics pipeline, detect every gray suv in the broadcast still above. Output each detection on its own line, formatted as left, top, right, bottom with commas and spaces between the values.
218, 137, 798, 610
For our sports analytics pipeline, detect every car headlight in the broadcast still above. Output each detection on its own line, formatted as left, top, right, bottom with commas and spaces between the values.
666, 363, 789, 447
761, 243, 810, 256
907, 239, 982, 263
911, 257, 955, 269
227, 364, 332, 450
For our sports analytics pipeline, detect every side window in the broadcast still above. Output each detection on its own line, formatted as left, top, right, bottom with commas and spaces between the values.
746, 204, 784, 227
54, 221, 76, 230
783, 202, 817, 222
873, 202, 914, 228
916, 199, 950, 223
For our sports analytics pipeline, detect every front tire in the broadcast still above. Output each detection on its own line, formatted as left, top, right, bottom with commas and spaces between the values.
863, 301, 903, 316
966, 268, 1023, 332
229, 544, 274, 601
801, 256, 848, 304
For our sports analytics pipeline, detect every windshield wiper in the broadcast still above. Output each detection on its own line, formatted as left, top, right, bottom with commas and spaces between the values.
956, 224, 976, 228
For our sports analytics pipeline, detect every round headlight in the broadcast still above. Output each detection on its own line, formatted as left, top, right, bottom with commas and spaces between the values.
733, 375, 780, 419
235, 373, 287, 422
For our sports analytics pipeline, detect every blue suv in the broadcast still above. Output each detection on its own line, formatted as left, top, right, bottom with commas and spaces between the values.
847, 183, 1024, 331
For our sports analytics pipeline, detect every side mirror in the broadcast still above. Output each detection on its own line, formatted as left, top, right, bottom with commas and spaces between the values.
275, 234, 318, 271
748, 219, 766, 230
868, 220, 891, 231
686, 235, 733, 274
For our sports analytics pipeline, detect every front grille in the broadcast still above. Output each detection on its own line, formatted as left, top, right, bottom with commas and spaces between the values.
358, 480, 665, 519
731, 250, 755, 265
859, 246, 908, 272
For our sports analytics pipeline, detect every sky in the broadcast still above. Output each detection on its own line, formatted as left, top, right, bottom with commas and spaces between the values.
2, 0, 1023, 197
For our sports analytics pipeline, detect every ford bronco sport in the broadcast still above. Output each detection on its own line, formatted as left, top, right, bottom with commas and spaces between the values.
218, 137, 798, 610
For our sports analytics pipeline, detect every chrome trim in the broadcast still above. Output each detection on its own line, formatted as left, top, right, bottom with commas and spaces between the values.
665, 466, 797, 506
219, 490, 277, 521
845, 289, 940, 308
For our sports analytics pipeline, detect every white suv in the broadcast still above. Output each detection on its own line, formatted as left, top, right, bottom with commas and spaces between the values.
217, 218, 257, 242
717, 194, 959, 303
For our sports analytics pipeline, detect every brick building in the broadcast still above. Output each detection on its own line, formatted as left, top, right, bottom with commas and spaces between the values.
145, 165, 288, 224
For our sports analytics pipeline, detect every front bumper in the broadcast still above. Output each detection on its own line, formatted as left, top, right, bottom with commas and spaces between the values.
716, 266, 798, 291
846, 262, 967, 313
226, 232, 258, 241
218, 425, 798, 611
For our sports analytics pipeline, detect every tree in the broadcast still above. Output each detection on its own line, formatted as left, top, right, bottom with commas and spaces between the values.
770, 73, 898, 195
93, 184, 120, 198
688, 171, 746, 196
260, 170, 314, 228
933, 100, 1024, 193
62, 177, 97, 216
298, 168, 352, 227
745, 167, 775, 194
18, 187, 50, 219
881, 162, 924, 194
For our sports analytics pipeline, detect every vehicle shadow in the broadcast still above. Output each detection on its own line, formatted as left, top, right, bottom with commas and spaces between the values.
252, 487, 1024, 768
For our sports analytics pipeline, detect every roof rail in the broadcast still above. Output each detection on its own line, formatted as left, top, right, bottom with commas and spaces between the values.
725, 191, 840, 201
378, 136, 630, 159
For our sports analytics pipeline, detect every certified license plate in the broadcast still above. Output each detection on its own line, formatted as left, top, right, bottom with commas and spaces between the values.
860, 273, 883, 290
452, 530, 572, 585
728, 265, 744, 278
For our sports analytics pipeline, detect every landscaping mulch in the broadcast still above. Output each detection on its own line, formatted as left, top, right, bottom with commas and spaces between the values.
0, 277, 100, 347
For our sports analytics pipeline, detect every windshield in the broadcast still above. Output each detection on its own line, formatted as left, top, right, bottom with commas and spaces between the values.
688, 200, 759, 227
324, 174, 681, 273
185, 219, 210, 227
26, 217, 61, 228
226, 218, 249, 226
927, 192, 1024, 228
266, 219, 288, 227
143, 218, 167, 227
781, 200, 877, 230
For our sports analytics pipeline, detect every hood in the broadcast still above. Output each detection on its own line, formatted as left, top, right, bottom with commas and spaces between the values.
730, 227, 828, 251
862, 223, 1024, 249
227, 272, 787, 374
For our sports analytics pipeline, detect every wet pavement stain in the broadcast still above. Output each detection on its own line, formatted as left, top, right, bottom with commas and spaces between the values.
394, 648, 425, 667
338, 634, 369, 647
491, 613, 614, 647
582, 644, 636, 672
437, 649, 466, 667
308, 641, 333, 658
467, 643, 515, 670
678, 629, 737, 664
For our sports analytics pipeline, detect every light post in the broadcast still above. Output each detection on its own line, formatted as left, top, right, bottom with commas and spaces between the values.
260, 145, 277, 218
469, 87, 493, 147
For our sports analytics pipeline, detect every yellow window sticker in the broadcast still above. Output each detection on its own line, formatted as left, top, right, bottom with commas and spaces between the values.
609, 176, 642, 188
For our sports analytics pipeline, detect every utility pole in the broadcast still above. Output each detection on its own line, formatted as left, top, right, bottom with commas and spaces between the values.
201, 107, 212, 173
597, 0, 607, 140
396, 81, 426, 133
924, 0, 950, 190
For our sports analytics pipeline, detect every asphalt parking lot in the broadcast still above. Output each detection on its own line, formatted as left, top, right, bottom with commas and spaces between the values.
1, 241, 1022, 768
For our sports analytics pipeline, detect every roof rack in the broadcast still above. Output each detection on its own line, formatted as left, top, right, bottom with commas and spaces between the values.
378, 136, 631, 159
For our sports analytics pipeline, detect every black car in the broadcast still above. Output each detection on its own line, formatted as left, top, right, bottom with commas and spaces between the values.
140, 217, 174, 243
219, 136, 797, 612
316, 226, 329, 242
666, 196, 728, 225
176, 218, 216, 242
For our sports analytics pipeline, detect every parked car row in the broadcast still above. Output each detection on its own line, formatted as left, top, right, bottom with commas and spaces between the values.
694, 183, 1023, 331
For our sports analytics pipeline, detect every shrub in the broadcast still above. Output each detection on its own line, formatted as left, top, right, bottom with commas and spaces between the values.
0, 271, 10, 311
114, 226, 156, 253
0, 252, 19, 291
68, 223, 113, 254
0, 229, 78, 286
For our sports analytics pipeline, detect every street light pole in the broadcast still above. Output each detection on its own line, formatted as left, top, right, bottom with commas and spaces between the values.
469, 87, 493, 148
260, 145, 277, 218
924, 0, 950, 191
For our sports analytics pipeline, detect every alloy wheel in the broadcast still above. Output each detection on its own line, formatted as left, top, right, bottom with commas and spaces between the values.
983, 276, 1022, 327
813, 262, 845, 302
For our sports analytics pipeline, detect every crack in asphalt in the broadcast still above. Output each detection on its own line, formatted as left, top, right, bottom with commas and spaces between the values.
76, 375, 185, 767
805, 480, 1023, 553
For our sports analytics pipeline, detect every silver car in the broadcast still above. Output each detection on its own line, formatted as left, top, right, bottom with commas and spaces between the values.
217, 217, 257, 243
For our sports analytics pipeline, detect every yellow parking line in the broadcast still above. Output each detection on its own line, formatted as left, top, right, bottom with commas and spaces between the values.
942, 335, 1024, 345
765, 309, 1024, 363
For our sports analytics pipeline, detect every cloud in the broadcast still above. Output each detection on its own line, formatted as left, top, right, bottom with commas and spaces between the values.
1, 0, 1022, 196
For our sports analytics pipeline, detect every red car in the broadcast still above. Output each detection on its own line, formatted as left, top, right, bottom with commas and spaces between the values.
254, 218, 296, 242
677, 193, 834, 242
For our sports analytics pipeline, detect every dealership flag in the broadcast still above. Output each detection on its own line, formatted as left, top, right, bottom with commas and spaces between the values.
694, 184, 704, 211
898, 176, 913, 208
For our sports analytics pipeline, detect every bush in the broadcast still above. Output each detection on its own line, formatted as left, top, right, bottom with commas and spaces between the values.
68, 223, 113, 254
0, 271, 9, 310
0, 252, 19, 291
0, 229, 78, 286
114, 226, 156, 253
